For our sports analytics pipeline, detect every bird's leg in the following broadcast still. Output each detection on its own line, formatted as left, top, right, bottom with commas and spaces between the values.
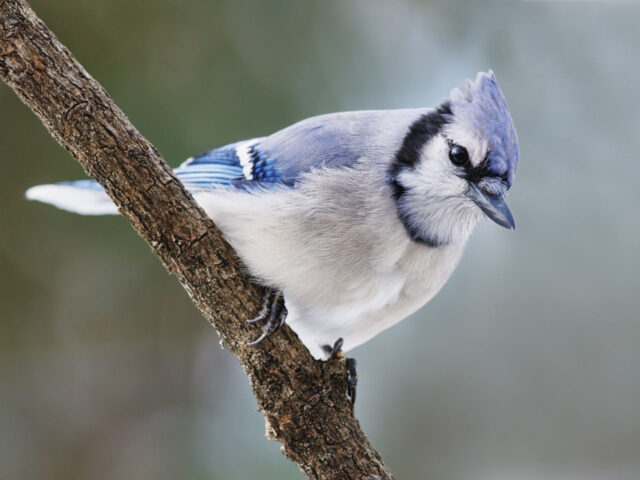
247, 289, 288, 345
322, 337, 358, 407
346, 357, 358, 407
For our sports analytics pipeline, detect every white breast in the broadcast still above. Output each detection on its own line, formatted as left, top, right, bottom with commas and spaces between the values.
284, 241, 465, 358
194, 161, 468, 359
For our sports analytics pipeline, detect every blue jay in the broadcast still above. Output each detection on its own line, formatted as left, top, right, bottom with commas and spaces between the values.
26, 71, 518, 361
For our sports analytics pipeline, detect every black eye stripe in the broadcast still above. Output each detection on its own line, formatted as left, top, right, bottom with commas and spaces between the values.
445, 143, 495, 183
389, 101, 452, 200
463, 151, 500, 184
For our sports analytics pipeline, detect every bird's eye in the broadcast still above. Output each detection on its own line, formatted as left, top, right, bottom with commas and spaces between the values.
449, 145, 469, 166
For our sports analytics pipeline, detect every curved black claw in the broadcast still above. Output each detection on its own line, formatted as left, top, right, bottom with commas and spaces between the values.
346, 357, 358, 407
322, 337, 358, 407
247, 289, 277, 324
247, 289, 287, 346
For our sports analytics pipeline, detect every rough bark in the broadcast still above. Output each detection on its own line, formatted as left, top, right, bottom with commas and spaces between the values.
0, 1, 395, 479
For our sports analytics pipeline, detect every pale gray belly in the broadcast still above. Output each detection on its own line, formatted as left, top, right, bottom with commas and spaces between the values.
286, 242, 465, 358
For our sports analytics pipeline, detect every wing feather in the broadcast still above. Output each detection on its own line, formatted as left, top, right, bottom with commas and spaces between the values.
26, 108, 427, 214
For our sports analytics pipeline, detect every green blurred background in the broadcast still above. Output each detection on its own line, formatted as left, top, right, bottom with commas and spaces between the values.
2, 1, 640, 479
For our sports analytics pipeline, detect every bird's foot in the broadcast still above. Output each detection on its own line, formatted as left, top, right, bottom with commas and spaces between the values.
346, 357, 358, 407
247, 288, 287, 345
322, 337, 358, 407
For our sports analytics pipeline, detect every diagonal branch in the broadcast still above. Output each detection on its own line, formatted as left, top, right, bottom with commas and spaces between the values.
0, 1, 395, 479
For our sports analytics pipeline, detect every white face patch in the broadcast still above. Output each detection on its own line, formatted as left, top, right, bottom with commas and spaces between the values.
410, 135, 468, 199
395, 133, 484, 246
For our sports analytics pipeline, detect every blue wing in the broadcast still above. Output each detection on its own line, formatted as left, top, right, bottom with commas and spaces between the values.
25, 137, 287, 214
174, 139, 261, 188
251, 108, 428, 185
163, 108, 429, 190
174, 136, 293, 189
26, 108, 428, 214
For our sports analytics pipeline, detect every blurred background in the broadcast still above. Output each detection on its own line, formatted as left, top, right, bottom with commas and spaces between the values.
1, 0, 639, 479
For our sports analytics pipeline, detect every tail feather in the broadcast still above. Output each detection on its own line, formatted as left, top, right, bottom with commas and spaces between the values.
25, 138, 265, 216
26, 180, 118, 215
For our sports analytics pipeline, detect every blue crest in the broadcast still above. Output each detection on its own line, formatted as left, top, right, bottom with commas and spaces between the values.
448, 71, 519, 188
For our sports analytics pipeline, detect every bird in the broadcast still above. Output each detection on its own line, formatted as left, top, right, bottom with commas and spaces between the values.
26, 71, 518, 363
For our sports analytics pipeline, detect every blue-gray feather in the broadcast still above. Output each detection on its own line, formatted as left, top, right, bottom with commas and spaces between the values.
48, 109, 428, 196
448, 71, 519, 187
25, 71, 520, 358
254, 109, 428, 184
42, 73, 520, 198
174, 140, 249, 188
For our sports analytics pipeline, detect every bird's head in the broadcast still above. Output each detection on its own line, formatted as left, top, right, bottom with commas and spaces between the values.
391, 71, 519, 247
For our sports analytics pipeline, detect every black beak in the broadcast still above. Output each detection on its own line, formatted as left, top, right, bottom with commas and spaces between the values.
467, 183, 516, 230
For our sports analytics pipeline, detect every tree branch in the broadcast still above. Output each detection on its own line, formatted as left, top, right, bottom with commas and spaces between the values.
0, 1, 395, 479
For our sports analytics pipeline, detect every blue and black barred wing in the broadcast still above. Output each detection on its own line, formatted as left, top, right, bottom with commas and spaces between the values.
174, 137, 291, 190
25, 137, 287, 215
26, 109, 426, 215
178, 109, 428, 190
